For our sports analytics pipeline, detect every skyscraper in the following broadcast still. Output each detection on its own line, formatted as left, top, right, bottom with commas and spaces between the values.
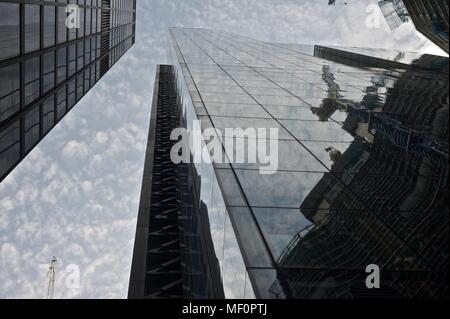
0, 0, 136, 182
378, 0, 449, 54
402, 0, 449, 54
129, 28, 448, 299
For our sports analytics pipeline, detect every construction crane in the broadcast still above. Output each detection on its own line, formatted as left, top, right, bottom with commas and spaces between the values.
46, 257, 57, 299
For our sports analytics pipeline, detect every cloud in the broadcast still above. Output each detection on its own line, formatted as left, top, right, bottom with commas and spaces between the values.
0, 0, 446, 299
62, 140, 90, 160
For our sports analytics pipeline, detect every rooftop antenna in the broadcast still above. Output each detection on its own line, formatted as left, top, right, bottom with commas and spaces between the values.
47, 256, 57, 299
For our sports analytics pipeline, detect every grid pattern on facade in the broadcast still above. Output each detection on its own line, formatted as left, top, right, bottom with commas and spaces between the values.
0, 0, 136, 182
129, 65, 225, 299
169, 28, 449, 299
402, 0, 449, 54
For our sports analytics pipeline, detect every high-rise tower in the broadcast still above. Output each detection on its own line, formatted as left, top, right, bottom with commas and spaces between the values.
0, 0, 136, 182
129, 28, 448, 299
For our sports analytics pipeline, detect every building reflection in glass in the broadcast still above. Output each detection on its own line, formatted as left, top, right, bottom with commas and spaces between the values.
272, 49, 449, 299
138, 29, 448, 299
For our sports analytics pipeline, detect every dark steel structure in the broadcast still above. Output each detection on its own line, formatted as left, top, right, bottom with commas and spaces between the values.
0, 0, 136, 182
403, 0, 449, 54
128, 65, 224, 299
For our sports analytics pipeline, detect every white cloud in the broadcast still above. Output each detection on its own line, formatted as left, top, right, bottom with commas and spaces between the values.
0, 0, 446, 299
62, 141, 90, 160
81, 181, 93, 193
0, 197, 14, 211
95, 132, 109, 144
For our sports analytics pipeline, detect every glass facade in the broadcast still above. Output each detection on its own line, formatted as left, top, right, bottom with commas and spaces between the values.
402, 0, 449, 54
166, 28, 449, 299
0, 0, 136, 182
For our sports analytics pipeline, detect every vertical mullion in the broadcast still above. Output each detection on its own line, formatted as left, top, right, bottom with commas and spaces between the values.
20, 3, 25, 158
39, 3, 44, 138
53, 4, 58, 128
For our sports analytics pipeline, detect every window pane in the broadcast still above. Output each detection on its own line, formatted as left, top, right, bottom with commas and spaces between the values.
0, 63, 20, 122
91, 37, 97, 63
25, 5, 40, 53
58, 6, 67, 44
67, 79, 76, 110
25, 57, 40, 106
56, 86, 67, 121
78, 8, 85, 38
92, 8, 97, 34
85, 8, 91, 36
84, 69, 90, 93
57, 47, 67, 83
43, 51, 55, 93
24, 104, 40, 153
0, 3, 20, 60
76, 73, 83, 100
0, 119, 20, 178
84, 38, 91, 65
90, 65, 95, 88
77, 41, 84, 71
42, 96, 55, 135
43, 6, 56, 48
68, 43, 76, 76
68, 3, 77, 41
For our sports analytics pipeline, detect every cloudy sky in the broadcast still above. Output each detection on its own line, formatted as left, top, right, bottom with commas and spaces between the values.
0, 0, 447, 299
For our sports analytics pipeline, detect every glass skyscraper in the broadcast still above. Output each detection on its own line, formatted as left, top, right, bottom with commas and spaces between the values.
378, 0, 448, 54
402, 0, 449, 54
129, 28, 448, 299
0, 0, 136, 182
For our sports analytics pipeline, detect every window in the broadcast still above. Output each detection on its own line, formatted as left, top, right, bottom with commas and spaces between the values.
97, 9, 101, 32
67, 79, 76, 110
91, 37, 97, 63
0, 3, 20, 60
24, 104, 40, 153
58, 6, 67, 44
0, 119, 20, 178
76, 73, 84, 101
84, 69, 90, 94
43, 6, 56, 48
42, 96, 55, 135
85, 8, 91, 36
25, 5, 41, 53
77, 41, 84, 71
57, 47, 67, 84
90, 65, 96, 88
78, 8, 85, 38
43, 51, 55, 93
95, 61, 100, 81
56, 86, 67, 121
84, 38, 91, 66
68, 1, 77, 41
0, 63, 20, 122
68, 44, 77, 76
92, 8, 97, 34
96, 35, 101, 59
25, 57, 40, 106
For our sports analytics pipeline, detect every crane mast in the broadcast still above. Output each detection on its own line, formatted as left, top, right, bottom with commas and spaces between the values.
47, 257, 57, 299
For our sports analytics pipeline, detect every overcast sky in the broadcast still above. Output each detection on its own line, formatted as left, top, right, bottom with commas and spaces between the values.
0, 0, 447, 299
